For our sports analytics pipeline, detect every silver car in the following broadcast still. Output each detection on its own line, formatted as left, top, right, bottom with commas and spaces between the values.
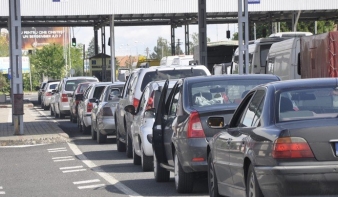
41, 81, 60, 110
91, 82, 125, 143
124, 80, 177, 171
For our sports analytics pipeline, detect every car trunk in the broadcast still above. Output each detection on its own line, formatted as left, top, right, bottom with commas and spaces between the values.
196, 107, 236, 138
282, 119, 338, 161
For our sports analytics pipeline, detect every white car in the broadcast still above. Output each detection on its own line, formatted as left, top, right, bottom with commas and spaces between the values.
77, 82, 111, 134
41, 81, 60, 110
124, 80, 177, 171
54, 76, 99, 119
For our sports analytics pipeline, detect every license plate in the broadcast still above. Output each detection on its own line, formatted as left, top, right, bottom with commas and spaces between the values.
336, 143, 338, 156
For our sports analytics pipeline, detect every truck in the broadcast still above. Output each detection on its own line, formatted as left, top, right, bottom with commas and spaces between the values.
193, 40, 238, 73
266, 31, 338, 80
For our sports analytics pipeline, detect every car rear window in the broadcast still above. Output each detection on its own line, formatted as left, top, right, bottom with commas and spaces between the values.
77, 84, 90, 93
141, 69, 207, 91
65, 79, 97, 91
190, 79, 275, 109
93, 86, 106, 99
278, 86, 338, 122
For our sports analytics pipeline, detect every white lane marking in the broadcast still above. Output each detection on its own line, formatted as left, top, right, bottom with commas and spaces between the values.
73, 179, 100, 185
47, 147, 67, 151
62, 169, 87, 173
48, 150, 68, 153
78, 184, 105, 190
67, 142, 143, 197
53, 158, 75, 162
0, 144, 46, 148
0, 191, 5, 194
52, 156, 73, 160
60, 166, 83, 170
7, 108, 11, 123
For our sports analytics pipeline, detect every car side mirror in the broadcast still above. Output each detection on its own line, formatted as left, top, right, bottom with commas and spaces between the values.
124, 105, 136, 115
89, 98, 98, 103
144, 108, 155, 118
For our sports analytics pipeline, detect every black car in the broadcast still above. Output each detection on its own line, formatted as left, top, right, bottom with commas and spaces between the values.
207, 78, 338, 197
152, 74, 280, 193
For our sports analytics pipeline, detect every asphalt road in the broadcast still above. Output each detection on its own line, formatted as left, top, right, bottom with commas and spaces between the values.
1, 90, 209, 197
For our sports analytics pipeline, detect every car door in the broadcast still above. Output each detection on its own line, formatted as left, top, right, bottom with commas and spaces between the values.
54, 80, 63, 113
153, 80, 169, 164
132, 87, 149, 151
163, 83, 180, 166
228, 89, 266, 190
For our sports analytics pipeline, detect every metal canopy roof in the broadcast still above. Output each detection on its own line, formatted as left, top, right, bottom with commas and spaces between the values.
0, 10, 337, 28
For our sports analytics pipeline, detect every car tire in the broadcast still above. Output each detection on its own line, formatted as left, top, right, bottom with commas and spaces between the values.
247, 164, 264, 197
43, 104, 49, 111
77, 116, 81, 129
116, 127, 126, 152
126, 133, 133, 158
83, 125, 91, 134
141, 144, 153, 172
41, 102, 45, 109
70, 113, 73, 122
97, 128, 107, 144
59, 112, 65, 119
174, 153, 194, 193
133, 148, 141, 165
50, 106, 54, 116
91, 124, 97, 140
153, 154, 170, 182
208, 153, 220, 197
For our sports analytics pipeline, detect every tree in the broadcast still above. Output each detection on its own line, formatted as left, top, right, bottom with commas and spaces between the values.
151, 37, 171, 60
232, 32, 239, 40
0, 34, 9, 57
69, 44, 84, 76
30, 44, 66, 80
189, 32, 211, 55
87, 37, 100, 58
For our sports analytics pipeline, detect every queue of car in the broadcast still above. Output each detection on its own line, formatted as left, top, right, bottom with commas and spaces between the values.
38, 62, 338, 197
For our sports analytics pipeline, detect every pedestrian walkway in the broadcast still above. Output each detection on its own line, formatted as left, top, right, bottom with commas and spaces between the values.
0, 104, 69, 146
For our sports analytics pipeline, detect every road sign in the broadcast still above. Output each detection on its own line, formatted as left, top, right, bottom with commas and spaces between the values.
248, 0, 260, 4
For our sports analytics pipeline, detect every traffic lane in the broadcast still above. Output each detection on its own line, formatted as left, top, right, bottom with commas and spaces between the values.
70, 135, 209, 196
46, 110, 209, 196
0, 143, 123, 197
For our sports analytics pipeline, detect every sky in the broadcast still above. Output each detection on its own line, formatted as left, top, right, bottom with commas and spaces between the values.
73, 24, 238, 57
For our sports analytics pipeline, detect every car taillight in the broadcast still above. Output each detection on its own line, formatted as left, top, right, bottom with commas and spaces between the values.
61, 94, 68, 102
45, 92, 52, 96
187, 111, 205, 138
133, 98, 140, 108
272, 137, 314, 158
102, 107, 113, 116
87, 102, 93, 113
146, 92, 155, 110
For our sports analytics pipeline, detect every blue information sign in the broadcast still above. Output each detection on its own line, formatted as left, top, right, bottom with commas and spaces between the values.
248, 0, 260, 4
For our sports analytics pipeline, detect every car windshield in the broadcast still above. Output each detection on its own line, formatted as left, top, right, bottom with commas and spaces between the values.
278, 86, 338, 122
190, 79, 274, 108
65, 79, 97, 91
141, 69, 207, 91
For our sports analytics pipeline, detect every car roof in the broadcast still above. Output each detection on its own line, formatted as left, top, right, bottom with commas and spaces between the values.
261, 78, 338, 91
183, 74, 280, 83
63, 76, 98, 81
138, 65, 208, 73
89, 82, 112, 87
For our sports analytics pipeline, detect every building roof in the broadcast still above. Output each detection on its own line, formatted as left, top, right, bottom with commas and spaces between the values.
116, 56, 138, 67
89, 53, 111, 59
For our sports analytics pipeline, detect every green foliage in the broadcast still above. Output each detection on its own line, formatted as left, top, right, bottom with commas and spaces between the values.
0, 35, 9, 57
189, 32, 211, 54
69, 44, 84, 76
87, 37, 100, 58
30, 44, 65, 80
0, 72, 8, 92
150, 37, 171, 60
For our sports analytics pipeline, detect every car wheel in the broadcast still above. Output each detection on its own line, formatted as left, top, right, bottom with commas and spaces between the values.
91, 123, 97, 140
116, 127, 126, 152
83, 125, 91, 135
153, 154, 170, 182
126, 133, 133, 158
208, 154, 220, 197
133, 147, 141, 165
70, 113, 73, 122
141, 143, 153, 172
247, 164, 264, 197
97, 128, 107, 144
174, 153, 194, 193
54, 108, 59, 118
41, 102, 44, 109
43, 104, 49, 111
59, 111, 65, 119
50, 106, 54, 116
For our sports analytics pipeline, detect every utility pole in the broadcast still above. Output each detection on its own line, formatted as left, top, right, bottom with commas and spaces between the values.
145, 47, 150, 59
9, 0, 24, 134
